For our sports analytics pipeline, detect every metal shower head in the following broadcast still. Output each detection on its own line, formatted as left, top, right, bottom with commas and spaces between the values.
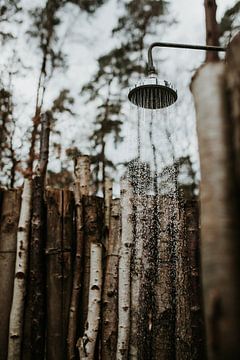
128, 40, 227, 109
128, 75, 177, 109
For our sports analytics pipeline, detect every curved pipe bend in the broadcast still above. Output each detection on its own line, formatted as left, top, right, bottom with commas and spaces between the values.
147, 42, 227, 73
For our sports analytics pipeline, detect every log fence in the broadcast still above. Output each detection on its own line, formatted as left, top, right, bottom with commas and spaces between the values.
0, 169, 203, 359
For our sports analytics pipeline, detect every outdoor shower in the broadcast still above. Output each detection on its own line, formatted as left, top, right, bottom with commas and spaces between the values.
128, 41, 226, 109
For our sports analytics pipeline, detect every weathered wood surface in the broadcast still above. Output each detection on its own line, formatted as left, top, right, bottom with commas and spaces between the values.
101, 199, 120, 359
192, 61, 240, 360
0, 187, 203, 360
0, 189, 21, 360
45, 189, 74, 360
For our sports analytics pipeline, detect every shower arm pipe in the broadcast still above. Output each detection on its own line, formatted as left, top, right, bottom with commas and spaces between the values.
147, 42, 227, 73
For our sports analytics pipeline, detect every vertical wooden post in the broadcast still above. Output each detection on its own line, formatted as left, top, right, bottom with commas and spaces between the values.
191, 61, 240, 359
62, 189, 75, 357
46, 189, 74, 360
152, 196, 176, 360
8, 179, 32, 359
23, 112, 50, 360
45, 189, 63, 360
101, 199, 120, 359
116, 178, 134, 360
0, 189, 21, 360
78, 196, 104, 359
67, 155, 90, 359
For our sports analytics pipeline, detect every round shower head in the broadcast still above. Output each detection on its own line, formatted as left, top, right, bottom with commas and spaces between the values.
128, 75, 177, 109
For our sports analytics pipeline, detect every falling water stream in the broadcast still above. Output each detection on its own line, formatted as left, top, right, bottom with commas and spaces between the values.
126, 102, 181, 359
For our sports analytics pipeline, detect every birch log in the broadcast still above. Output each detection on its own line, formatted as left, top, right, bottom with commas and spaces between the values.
0, 189, 21, 360
129, 195, 149, 359
78, 196, 103, 359
8, 179, 32, 360
101, 199, 120, 359
67, 155, 90, 360
116, 178, 134, 360
191, 62, 240, 360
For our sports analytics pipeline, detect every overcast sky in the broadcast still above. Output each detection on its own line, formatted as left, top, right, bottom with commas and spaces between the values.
1, 0, 238, 191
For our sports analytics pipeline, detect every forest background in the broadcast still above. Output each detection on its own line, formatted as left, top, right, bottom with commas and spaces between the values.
0, 0, 239, 194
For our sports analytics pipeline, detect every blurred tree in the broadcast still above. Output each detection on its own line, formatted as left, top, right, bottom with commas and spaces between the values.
219, 1, 240, 39
0, 0, 22, 44
26, 0, 108, 175
81, 0, 169, 193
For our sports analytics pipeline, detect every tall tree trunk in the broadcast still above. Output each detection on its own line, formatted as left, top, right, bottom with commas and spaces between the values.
204, 0, 219, 62
67, 155, 90, 360
77, 196, 103, 359
191, 62, 240, 360
116, 178, 134, 360
23, 113, 50, 359
0, 189, 21, 360
8, 179, 32, 360
101, 199, 120, 359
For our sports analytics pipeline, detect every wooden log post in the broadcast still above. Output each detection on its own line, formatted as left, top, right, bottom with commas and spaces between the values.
22, 112, 50, 359
129, 195, 145, 359
8, 179, 32, 360
67, 155, 90, 359
101, 199, 120, 359
46, 189, 74, 360
45, 189, 63, 360
152, 196, 176, 360
116, 178, 134, 360
225, 33, 240, 188
186, 198, 206, 359
77, 196, 104, 359
191, 60, 240, 359
0, 189, 21, 360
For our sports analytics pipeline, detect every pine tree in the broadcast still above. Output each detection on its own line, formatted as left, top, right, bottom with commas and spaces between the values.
81, 0, 169, 192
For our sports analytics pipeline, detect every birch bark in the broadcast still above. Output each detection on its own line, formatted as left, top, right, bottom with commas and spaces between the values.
78, 197, 103, 359
116, 178, 133, 360
192, 62, 240, 360
8, 179, 32, 360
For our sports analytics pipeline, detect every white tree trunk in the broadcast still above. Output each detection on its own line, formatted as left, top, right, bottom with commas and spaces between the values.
116, 178, 133, 360
192, 62, 240, 360
74, 155, 90, 196
8, 178, 32, 359
78, 243, 102, 360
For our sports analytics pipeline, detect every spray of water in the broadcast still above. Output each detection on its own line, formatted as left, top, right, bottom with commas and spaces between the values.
126, 103, 182, 358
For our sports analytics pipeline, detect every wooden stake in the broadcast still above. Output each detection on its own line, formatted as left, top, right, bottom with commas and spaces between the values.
0, 189, 21, 360
192, 62, 240, 359
116, 178, 134, 360
67, 155, 90, 359
101, 199, 120, 359
77, 197, 103, 359
8, 179, 32, 360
